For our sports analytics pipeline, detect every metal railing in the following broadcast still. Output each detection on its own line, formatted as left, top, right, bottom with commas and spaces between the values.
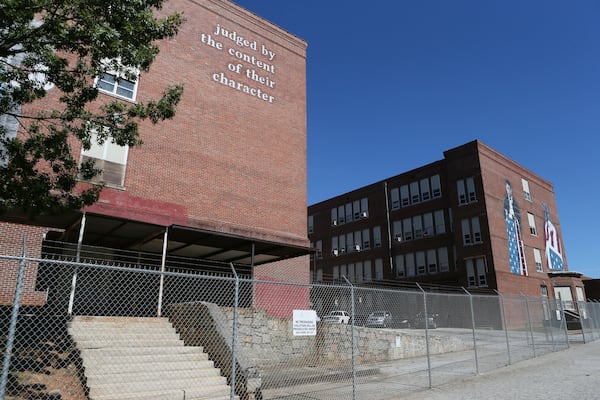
0, 245, 589, 400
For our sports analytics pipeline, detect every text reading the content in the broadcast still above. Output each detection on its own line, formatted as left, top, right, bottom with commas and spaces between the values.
200, 23, 277, 104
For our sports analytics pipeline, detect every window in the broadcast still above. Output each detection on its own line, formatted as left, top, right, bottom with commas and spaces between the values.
413, 215, 423, 239
393, 220, 402, 242
528, 213, 538, 236
457, 177, 476, 205
331, 236, 339, 256
403, 218, 412, 241
438, 247, 449, 272
431, 174, 441, 198
471, 217, 482, 243
420, 178, 431, 201
405, 253, 415, 276
410, 181, 420, 204
395, 255, 405, 277
434, 210, 446, 234
345, 203, 353, 225
355, 262, 364, 283
0, 111, 19, 167
466, 257, 487, 287
375, 258, 384, 280
362, 228, 371, 250
364, 260, 372, 282
461, 218, 472, 245
466, 177, 476, 202
315, 268, 323, 282
427, 249, 437, 274
353, 200, 361, 221
312, 240, 322, 260
331, 208, 338, 226
353, 230, 362, 251
346, 233, 354, 253
97, 72, 138, 100
373, 226, 382, 248
338, 205, 345, 224
416, 251, 426, 275
423, 213, 434, 237
522, 178, 531, 201
360, 197, 369, 218
347, 263, 355, 282
400, 184, 410, 207
80, 128, 129, 187
308, 215, 314, 234
457, 179, 467, 205
390, 187, 400, 210
533, 248, 543, 272
333, 266, 339, 281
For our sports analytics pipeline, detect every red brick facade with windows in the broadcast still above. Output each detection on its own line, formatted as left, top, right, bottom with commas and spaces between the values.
308, 140, 583, 301
1, 0, 310, 310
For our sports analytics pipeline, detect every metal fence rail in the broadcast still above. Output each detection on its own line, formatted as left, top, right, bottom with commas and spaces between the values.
0, 249, 585, 400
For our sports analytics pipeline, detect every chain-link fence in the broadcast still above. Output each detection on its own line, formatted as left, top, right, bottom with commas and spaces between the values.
0, 243, 586, 400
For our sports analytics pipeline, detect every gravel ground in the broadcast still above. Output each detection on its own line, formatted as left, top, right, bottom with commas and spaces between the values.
401, 339, 600, 400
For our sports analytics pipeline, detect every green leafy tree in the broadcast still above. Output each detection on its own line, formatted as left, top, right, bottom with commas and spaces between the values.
0, 0, 184, 216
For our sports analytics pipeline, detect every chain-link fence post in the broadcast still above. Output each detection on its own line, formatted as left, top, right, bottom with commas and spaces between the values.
157, 228, 168, 317
416, 283, 432, 388
68, 213, 86, 315
0, 239, 27, 399
497, 292, 512, 365
522, 295, 536, 357
462, 287, 479, 374
230, 263, 239, 400
342, 276, 356, 400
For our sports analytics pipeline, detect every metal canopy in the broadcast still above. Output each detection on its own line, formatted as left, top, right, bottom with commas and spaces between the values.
47, 213, 311, 266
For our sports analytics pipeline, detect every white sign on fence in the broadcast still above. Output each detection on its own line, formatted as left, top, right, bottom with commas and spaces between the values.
292, 310, 317, 336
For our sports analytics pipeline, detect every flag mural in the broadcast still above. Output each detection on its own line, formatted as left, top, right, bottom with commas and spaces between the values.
504, 180, 528, 275
544, 203, 564, 271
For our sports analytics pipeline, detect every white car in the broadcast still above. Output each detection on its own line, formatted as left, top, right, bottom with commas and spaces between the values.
322, 310, 350, 324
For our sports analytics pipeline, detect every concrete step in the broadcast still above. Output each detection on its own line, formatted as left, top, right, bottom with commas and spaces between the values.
80, 345, 207, 359
92, 387, 236, 400
73, 338, 185, 349
84, 359, 218, 377
86, 367, 227, 386
88, 378, 230, 399
80, 350, 210, 368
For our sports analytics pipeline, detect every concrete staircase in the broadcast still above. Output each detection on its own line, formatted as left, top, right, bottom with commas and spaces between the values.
68, 316, 235, 400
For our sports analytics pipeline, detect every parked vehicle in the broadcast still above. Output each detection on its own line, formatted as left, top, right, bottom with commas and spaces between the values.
411, 312, 438, 329
322, 310, 350, 324
365, 311, 393, 328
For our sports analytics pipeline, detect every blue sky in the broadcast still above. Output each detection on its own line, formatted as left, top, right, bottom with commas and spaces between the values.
233, 0, 600, 278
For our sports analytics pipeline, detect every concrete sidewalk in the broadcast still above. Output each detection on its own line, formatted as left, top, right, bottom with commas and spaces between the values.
403, 339, 600, 400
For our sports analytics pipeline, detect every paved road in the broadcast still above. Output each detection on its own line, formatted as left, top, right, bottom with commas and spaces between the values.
402, 339, 600, 400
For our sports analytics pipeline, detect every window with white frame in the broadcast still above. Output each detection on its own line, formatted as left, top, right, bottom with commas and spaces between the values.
362, 228, 371, 250
375, 258, 384, 280
331, 236, 339, 256
393, 220, 402, 242
471, 217, 482, 243
373, 226, 382, 248
527, 212, 538, 236
400, 185, 410, 207
423, 213, 434, 237
431, 174, 441, 198
466, 177, 476, 202
390, 187, 400, 210
457, 179, 467, 205
405, 253, 415, 276
420, 178, 431, 201
522, 178, 531, 201
395, 255, 405, 277
403, 218, 413, 241
461, 218, 472, 245
466, 257, 487, 287
413, 215, 423, 239
434, 210, 446, 234
410, 181, 420, 204
427, 248, 437, 274
533, 248, 543, 272
438, 247, 449, 272
96, 59, 139, 101
416, 251, 426, 275
331, 208, 338, 226
80, 127, 129, 187
364, 260, 372, 282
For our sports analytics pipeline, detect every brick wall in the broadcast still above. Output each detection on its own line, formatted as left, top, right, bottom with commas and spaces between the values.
0, 222, 50, 306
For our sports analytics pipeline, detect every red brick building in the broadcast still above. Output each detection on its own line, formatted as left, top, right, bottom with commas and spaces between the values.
1, 0, 310, 312
308, 140, 585, 305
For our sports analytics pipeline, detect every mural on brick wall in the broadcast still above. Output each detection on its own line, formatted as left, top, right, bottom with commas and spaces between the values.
504, 180, 528, 275
543, 202, 564, 271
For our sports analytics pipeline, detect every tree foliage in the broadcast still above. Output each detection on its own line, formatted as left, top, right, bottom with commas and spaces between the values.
0, 0, 184, 216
